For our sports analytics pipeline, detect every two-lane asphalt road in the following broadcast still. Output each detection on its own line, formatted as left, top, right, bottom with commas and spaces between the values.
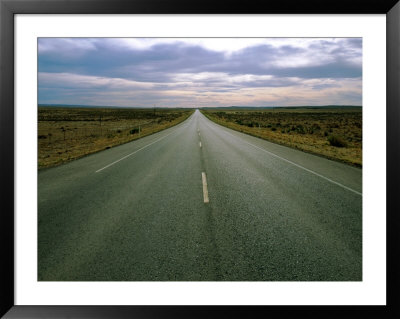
38, 110, 362, 281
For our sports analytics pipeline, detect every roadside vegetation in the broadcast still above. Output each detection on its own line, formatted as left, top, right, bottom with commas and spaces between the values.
38, 107, 194, 168
201, 107, 362, 167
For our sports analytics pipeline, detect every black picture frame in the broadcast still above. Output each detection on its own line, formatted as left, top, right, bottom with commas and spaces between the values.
1, 0, 399, 318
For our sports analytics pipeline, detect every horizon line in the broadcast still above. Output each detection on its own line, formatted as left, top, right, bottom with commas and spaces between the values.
38, 103, 362, 109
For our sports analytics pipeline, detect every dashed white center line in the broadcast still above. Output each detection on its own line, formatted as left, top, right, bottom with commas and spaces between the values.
201, 172, 209, 203
199, 142, 202, 148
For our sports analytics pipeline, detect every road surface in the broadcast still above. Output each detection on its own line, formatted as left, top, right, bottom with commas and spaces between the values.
38, 110, 362, 281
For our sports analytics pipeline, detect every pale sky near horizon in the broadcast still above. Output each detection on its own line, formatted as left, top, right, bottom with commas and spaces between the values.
38, 38, 362, 108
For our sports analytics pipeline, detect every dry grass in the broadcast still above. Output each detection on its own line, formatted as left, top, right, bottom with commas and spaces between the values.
201, 108, 362, 167
38, 107, 194, 169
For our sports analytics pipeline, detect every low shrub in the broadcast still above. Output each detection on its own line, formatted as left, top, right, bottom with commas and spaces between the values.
296, 125, 305, 134
327, 135, 347, 147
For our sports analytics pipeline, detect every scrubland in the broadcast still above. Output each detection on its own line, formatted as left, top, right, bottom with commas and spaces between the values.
38, 107, 194, 168
202, 107, 362, 167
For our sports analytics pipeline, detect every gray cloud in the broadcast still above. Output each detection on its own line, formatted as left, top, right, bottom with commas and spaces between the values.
38, 38, 362, 107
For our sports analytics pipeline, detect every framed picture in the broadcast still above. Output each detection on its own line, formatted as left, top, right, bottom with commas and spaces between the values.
1, 0, 399, 318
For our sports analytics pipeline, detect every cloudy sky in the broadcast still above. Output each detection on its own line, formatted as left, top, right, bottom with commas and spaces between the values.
38, 38, 362, 108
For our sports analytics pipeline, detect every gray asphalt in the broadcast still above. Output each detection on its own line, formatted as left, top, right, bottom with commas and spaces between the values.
38, 110, 362, 281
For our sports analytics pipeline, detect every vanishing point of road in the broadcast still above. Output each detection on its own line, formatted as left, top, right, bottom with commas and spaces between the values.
38, 110, 362, 281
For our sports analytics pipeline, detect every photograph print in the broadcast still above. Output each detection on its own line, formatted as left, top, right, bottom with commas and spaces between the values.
38, 37, 362, 281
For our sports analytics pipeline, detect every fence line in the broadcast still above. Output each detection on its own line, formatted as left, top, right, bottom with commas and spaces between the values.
38, 120, 158, 145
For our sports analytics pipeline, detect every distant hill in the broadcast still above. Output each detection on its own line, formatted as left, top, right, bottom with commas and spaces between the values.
200, 105, 362, 110
38, 104, 144, 109
39, 104, 362, 110
38, 104, 195, 109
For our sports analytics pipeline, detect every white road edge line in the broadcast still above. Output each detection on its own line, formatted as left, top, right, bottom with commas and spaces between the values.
95, 132, 173, 173
206, 122, 362, 196
202, 172, 209, 203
